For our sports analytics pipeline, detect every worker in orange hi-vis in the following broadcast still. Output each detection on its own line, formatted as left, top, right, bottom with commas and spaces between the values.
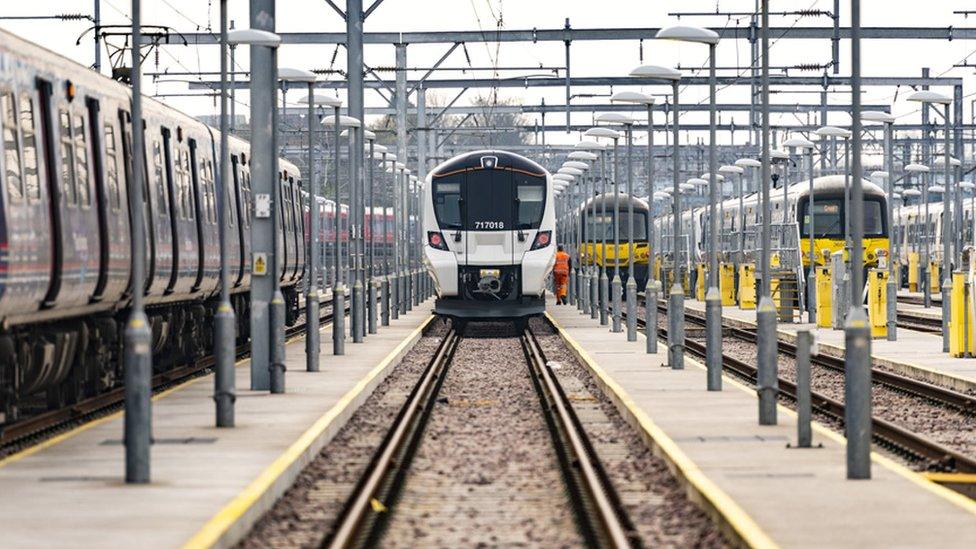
553, 244, 571, 305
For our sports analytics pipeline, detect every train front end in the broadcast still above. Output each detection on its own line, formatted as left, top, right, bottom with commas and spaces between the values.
423, 151, 556, 319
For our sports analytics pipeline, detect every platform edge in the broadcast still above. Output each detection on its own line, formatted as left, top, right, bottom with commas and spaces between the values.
183, 314, 434, 549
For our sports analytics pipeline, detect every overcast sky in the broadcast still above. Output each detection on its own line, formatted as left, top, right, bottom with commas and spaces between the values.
3, 1, 976, 146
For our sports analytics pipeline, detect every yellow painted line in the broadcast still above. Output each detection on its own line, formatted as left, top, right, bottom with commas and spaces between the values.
0, 316, 344, 470
923, 472, 976, 485
546, 313, 779, 549
183, 314, 434, 549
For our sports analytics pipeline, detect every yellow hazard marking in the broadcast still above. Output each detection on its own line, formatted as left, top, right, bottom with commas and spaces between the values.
370, 498, 388, 513
923, 472, 976, 485
253, 253, 268, 276
184, 314, 434, 549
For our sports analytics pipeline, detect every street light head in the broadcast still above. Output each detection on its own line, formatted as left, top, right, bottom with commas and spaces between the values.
734, 158, 761, 168
655, 25, 720, 45
653, 191, 671, 200
686, 178, 708, 186
815, 126, 851, 138
372, 144, 388, 154
575, 139, 606, 151
610, 91, 655, 105
557, 167, 583, 176
563, 160, 589, 170
870, 170, 890, 180
299, 92, 342, 107
321, 114, 362, 128
227, 28, 282, 47
861, 111, 896, 124
394, 161, 405, 170
959, 181, 976, 190
278, 67, 317, 83
701, 173, 725, 182
907, 90, 951, 105
770, 149, 790, 160
553, 173, 575, 182
629, 64, 682, 81
782, 137, 815, 149
568, 150, 598, 161
892, 193, 902, 200
584, 127, 622, 139
362, 129, 376, 141
902, 189, 922, 197
950, 156, 962, 167
719, 164, 745, 175
595, 112, 634, 125
905, 163, 930, 173
928, 185, 945, 193
679, 183, 697, 192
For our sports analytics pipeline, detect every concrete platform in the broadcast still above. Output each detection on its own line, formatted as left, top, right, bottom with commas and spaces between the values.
548, 298, 976, 548
683, 298, 976, 392
0, 301, 434, 548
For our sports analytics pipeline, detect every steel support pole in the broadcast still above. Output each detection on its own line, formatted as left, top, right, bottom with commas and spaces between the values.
304, 82, 321, 371
124, 0, 152, 483
757, 0, 778, 425
668, 80, 684, 370
600, 149, 609, 326
705, 42, 722, 391
846, 0, 871, 479
589, 167, 599, 319
807, 148, 817, 324
367, 139, 377, 334
611, 136, 623, 333
249, 0, 275, 390
645, 102, 659, 354
884, 122, 897, 340
625, 125, 637, 340
348, 0, 365, 343
796, 330, 813, 448
332, 104, 346, 355
943, 106, 953, 353
214, 0, 236, 426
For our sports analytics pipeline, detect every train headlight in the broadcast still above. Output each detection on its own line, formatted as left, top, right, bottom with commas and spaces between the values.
427, 231, 449, 251
530, 230, 552, 251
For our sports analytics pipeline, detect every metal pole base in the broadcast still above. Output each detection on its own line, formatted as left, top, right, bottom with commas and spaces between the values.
844, 306, 872, 479
124, 311, 153, 483
391, 276, 400, 320
942, 280, 952, 353
381, 277, 391, 326
270, 291, 286, 394
646, 280, 659, 354
580, 272, 589, 313
352, 281, 364, 343
667, 283, 685, 369
367, 279, 377, 334
625, 277, 637, 341
807, 268, 817, 325
599, 272, 609, 326
756, 297, 778, 425
705, 287, 722, 391
399, 273, 408, 315
611, 275, 623, 333
333, 286, 346, 355
409, 271, 417, 309
885, 278, 897, 341
570, 269, 578, 307
214, 301, 236, 427
590, 271, 598, 319
304, 291, 320, 372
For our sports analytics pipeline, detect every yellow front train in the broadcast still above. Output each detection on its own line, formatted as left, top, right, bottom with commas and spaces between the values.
578, 194, 651, 287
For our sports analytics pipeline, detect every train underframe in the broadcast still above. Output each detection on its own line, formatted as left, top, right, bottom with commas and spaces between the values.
0, 285, 301, 426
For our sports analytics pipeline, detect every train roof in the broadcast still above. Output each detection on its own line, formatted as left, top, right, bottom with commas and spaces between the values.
428, 150, 547, 178
578, 193, 649, 213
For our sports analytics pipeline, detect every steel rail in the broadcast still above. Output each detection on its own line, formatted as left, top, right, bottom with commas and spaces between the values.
521, 327, 637, 549
325, 324, 460, 549
0, 304, 347, 450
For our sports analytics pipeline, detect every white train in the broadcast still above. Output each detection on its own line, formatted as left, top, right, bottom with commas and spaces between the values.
422, 150, 556, 319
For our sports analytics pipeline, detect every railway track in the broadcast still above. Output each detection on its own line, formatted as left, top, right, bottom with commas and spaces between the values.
323, 322, 637, 548
896, 310, 944, 334
628, 296, 976, 475
0, 304, 346, 454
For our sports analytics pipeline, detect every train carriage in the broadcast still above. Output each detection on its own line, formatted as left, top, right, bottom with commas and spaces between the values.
577, 193, 650, 288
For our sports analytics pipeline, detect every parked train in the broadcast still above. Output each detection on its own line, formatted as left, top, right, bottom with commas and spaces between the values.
653, 174, 890, 272
422, 150, 556, 319
0, 29, 398, 424
576, 193, 650, 286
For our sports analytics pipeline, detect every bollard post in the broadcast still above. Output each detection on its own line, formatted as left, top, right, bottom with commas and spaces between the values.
831, 252, 847, 330
886, 266, 897, 341
943, 277, 952, 353
570, 268, 577, 307
844, 306, 872, 479
367, 279, 377, 334
668, 282, 685, 369
270, 293, 286, 393
756, 296, 778, 425
626, 275, 637, 341
590, 270, 599, 319
795, 330, 815, 448
390, 274, 399, 320
599, 270, 609, 325
381, 275, 391, 325
333, 286, 346, 355
611, 275, 623, 333
705, 286, 722, 391
646, 279, 659, 354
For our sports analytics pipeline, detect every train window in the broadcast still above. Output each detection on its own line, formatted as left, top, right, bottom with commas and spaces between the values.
515, 173, 546, 229
103, 125, 121, 210
18, 93, 39, 201
73, 114, 90, 207
152, 139, 168, 217
58, 108, 76, 205
1, 91, 23, 202
863, 198, 885, 236
183, 150, 194, 220
243, 171, 252, 227
432, 177, 462, 229
800, 200, 842, 237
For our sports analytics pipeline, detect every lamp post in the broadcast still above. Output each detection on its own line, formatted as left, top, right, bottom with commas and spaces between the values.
734, 158, 761, 267
630, 64, 682, 368
584, 127, 621, 327
783, 137, 816, 322
378, 153, 396, 323
568, 151, 597, 313
591, 120, 626, 333
909, 90, 953, 352
718, 164, 744, 287
357, 129, 376, 340
905, 163, 932, 305
563, 161, 590, 309
864, 111, 897, 340
575, 141, 605, 320
368, 143, 388, 334
656, 24, 721, 388
321, 114, 363, 355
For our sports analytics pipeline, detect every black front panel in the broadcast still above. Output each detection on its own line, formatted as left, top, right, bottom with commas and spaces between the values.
457, 265, 521, 301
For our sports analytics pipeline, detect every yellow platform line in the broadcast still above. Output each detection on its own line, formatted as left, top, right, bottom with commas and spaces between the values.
547, 313, 778, 549
184, 315, 433, 549
0, 319, 338, 469
924, 472, 976, 485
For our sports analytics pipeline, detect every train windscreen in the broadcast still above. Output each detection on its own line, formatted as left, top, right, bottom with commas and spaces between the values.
800, 196, 886, 237
583, 211, 648, 241
432, 169, 546, 231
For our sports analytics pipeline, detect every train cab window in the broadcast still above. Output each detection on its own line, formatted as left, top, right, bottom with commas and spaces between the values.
432, 176, 462, 229
515, 172, 546, 229
1, 91, 23, 202
103, 125, 121, 210
801, 200, 842, 237
863, 199, 885, 236
73, 114, 90, 207
58, 108, 76, 205
18, 93, 39, 201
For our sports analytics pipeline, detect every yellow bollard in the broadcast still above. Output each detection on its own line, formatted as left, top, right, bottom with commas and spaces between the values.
738, 263, 756, 310
816, 265, 832, 328
930, 261, 941, 295
696, 263, 706, 300
720, 262, 736, 306
867, 269, 888, 338
907, 252, 919, 291
949, 271, 974, 357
